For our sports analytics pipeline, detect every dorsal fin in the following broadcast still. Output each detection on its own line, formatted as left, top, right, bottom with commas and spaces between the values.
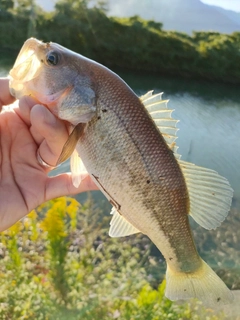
140, 91, 181, 159
140, 91, 233, 230
178, 160, 233, 230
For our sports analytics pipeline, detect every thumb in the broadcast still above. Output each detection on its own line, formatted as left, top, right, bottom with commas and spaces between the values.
30, 104, 69, 167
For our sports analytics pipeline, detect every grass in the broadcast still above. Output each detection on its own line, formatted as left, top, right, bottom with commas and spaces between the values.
0, 196, 231, 319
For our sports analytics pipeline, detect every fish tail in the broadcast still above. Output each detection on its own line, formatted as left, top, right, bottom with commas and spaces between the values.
165, 259, 233, 306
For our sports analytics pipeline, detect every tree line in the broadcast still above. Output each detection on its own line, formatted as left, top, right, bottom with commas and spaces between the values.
1, 0, 240, 84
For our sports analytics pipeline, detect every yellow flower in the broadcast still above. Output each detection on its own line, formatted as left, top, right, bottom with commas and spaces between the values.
39, 197, 81, 239
7, 221, 22, 236
66, 197, 80, 219
40, 198, 68, 239
23, 210, 37, 229
28, 210, 37, 220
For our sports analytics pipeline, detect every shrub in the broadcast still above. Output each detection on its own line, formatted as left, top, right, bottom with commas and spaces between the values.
0, 196, 227, 319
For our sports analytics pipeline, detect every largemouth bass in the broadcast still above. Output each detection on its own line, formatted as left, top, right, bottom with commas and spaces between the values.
9, 38, 234, 306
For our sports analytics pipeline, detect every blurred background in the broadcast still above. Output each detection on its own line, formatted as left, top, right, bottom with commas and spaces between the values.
0, 0, 240, 319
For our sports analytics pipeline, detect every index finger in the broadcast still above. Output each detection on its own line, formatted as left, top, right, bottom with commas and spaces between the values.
0, 78, 15, 110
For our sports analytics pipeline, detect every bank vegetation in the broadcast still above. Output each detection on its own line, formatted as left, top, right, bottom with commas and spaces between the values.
1, 0, 240, 84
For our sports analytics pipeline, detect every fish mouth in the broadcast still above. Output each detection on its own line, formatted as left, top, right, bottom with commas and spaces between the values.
9, 38, 74, 113
9, 38, 43, 97
10, 38, 43, 82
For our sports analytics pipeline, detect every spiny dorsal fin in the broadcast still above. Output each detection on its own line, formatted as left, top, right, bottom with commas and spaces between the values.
109, 207, 140, 237
140, 91, 181, 159
179, 160, 233, 230
70, 149, 88, 188
140, 90, 155, 100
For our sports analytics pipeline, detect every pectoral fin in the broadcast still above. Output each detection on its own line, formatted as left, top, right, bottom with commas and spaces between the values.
56, 123, 86, 166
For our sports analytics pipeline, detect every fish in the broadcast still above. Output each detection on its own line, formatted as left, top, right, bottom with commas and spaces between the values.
9, 38, 234, 306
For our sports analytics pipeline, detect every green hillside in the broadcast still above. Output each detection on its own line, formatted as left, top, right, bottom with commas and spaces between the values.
1, 0, 240, 84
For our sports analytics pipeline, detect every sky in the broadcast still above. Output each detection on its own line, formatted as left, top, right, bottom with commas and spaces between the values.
201, 0, 240, 12
37, 0, 240, 13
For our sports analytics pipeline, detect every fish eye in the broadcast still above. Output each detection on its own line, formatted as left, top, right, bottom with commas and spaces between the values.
46, 51, 59, 66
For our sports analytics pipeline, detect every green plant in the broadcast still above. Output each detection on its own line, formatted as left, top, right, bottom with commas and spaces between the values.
0, 196, 230, 319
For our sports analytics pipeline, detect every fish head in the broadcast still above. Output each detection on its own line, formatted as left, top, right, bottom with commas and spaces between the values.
9, 38, 96, 125
10, 38, 98, 165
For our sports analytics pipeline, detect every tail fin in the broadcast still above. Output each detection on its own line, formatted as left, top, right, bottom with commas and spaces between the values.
165, 259, 233, 306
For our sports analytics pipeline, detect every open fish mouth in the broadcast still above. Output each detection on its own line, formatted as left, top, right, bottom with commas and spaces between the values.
9, 38, 42, 97
9, 38, 75, 107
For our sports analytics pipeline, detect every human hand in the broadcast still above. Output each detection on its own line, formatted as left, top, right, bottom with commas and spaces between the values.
0, 78, 97, 231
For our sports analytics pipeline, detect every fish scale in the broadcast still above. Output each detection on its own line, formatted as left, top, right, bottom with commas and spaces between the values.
9, 38, 234, 306
76, 72, 198, 273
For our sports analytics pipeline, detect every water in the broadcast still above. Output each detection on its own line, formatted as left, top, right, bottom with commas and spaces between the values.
0, 67, 8, 77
